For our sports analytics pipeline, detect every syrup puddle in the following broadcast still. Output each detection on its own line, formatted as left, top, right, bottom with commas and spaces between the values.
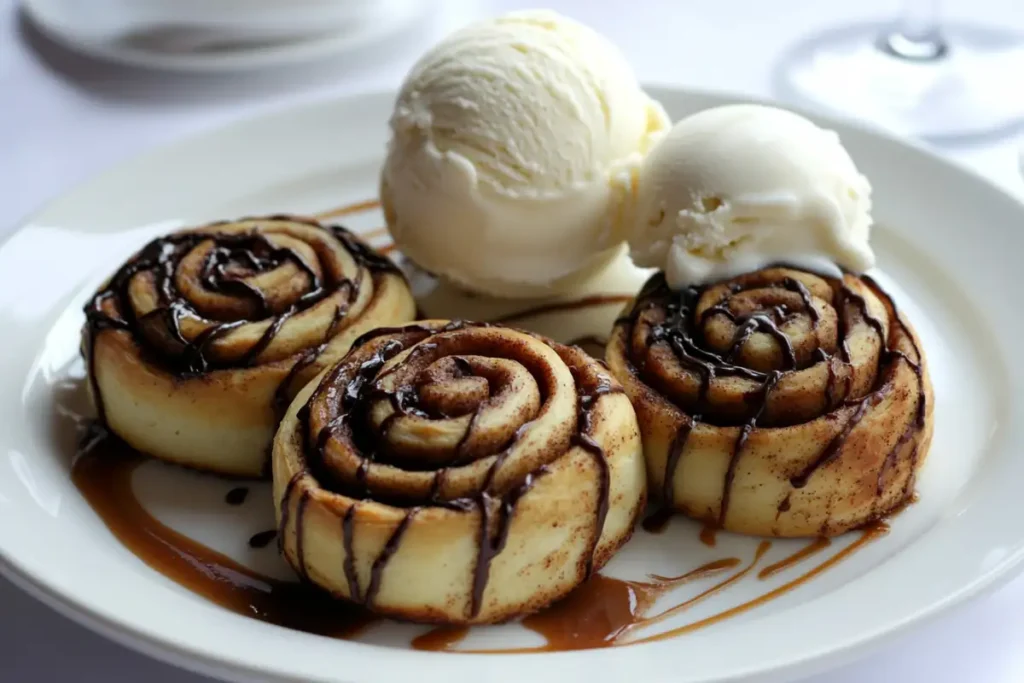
74, 428, 888, 653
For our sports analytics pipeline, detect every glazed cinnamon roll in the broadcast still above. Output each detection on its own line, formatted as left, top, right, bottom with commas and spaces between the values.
272, 321, 646, 624
607, 268, 933, 537
82, 216, 415, 477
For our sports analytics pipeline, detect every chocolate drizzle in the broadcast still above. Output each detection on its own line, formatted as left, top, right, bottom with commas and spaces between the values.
842, 285, 886, 344
570, 377, 620, 578
727, 316, 796, 368
293, 490, 312, 582
790, 279, 926, 491
661, 418, 694, 508
644, 283, 768, 384
620, 269, 927, 529
720, 371, 780, 525
82, 217, 401, 427
453, 408, 481, 465
470, 469, 547, 618
641, 507, 673, 534
466, 364, 623, 615
791, 387, 889, 488
284, 321, 624, 621
225, 487, 249, 505
341, 505, 361, 601
784, 277, 820, 327
248, 529, 278, 549
862, 275, 927, 429
273, 303, 349, 415
813, 347, 836, 409
277, 470, 305, 554
365, 508, 420, 606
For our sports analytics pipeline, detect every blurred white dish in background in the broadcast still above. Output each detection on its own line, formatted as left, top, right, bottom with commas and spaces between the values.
775, 21, 1024, 141
30, 0, 404, 42
21, 0, 429, 71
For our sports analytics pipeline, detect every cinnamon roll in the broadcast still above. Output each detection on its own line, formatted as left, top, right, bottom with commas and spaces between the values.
272, 321, 646, 624
82, 216, 415, 477
607, 268, 933, 537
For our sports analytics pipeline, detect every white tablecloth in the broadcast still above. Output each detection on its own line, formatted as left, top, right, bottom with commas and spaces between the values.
3, 0, 1023, 680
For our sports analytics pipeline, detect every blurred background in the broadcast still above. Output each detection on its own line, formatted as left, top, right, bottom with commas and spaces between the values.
4, 0, 1024, 229
2, 0, 1024, 680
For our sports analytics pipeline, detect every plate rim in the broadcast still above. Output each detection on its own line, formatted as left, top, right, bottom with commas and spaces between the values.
2, 84, 1024, 683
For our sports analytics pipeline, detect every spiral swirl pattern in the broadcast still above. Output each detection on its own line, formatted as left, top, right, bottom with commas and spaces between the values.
607, 268, 932, 537
83, 216, 415, 476
272, 321, 646, 624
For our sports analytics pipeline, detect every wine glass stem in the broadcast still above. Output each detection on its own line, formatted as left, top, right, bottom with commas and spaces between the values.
878, 0, 948, 61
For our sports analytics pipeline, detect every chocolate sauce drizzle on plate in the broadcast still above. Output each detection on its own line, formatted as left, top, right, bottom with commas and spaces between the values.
248, 529, 278, 549
225, 487, 249, 506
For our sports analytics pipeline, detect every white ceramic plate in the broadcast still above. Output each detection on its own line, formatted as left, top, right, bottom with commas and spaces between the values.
1, 87, 1022, 683
22, 0, 428, 72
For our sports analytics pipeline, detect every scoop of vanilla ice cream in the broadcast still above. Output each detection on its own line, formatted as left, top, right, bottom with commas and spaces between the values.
627, 104, 875, 289
381, 9, 669, 298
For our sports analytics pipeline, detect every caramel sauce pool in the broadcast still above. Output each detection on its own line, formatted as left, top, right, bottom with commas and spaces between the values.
73, 433, 890, 653
72, 438, 374, 639
699, 523, 718, 548
69, 198, 896, 653
628, 524, 890, 646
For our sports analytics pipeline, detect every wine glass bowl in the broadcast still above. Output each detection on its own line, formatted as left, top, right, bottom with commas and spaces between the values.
774, 15, 1024, 142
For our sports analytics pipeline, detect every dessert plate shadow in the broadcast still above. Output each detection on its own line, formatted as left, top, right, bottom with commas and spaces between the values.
0, 87, 1022, 683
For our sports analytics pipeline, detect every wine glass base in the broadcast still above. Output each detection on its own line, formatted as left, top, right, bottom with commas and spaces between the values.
774, 21, 1024, 142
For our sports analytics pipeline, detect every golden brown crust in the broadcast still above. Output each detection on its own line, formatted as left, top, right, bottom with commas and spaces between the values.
84, 216, 416, 477
272, 321, 646, 624
606, 268, 933, 537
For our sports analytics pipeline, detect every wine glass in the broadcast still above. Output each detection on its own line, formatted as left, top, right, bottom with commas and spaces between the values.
774, 0, 1024, 141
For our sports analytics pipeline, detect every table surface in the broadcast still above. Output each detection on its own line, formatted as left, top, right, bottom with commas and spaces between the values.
3, 0, 1024, 681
